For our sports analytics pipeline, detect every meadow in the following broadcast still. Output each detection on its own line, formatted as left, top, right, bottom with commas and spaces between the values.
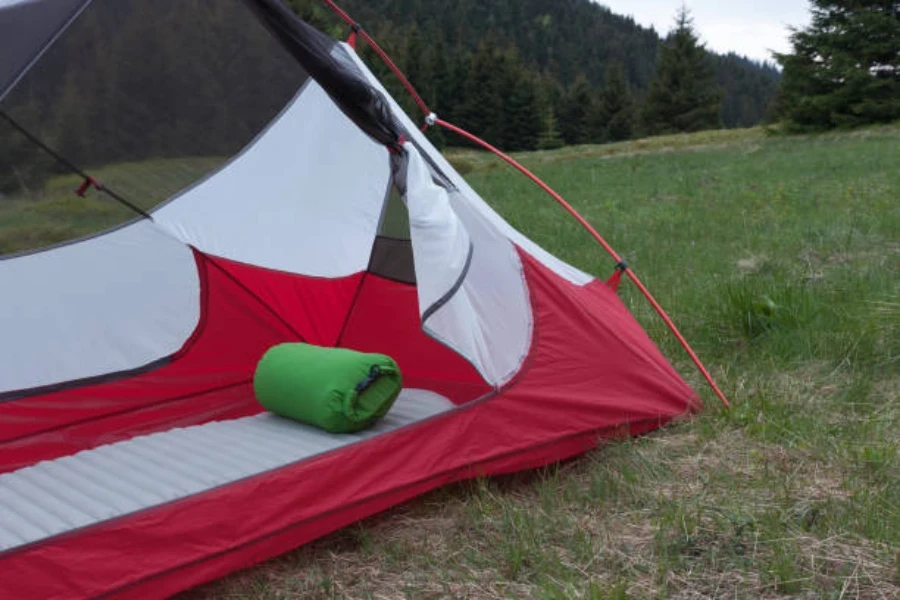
3, 124, 897, 598
184, 125, 899, 599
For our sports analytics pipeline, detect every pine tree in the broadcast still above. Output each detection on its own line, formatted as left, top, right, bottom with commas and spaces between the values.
713, 54, 781, 128
424, 35, 451, 147
639, 6, 723, 135
402, 25, 432, 119
596, 62, 635, 142
286, 0, 341, 37
284, 0, 780, 141
536, 73, 566, 149
457, 40, 505, 147
429, 35, 451, 115
559, 75, 595, 145
500, 56, 543, 151
584, 100, 608, 143
774, 0, 900, 130
537, 104, 565, 150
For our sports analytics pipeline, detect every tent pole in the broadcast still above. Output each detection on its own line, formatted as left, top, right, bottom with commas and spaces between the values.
434, 119, 730, 409
322, 0, 431, 116
320, 0, 731, 409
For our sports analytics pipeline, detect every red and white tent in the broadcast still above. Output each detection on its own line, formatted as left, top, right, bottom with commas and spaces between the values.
0, 1, 723, 597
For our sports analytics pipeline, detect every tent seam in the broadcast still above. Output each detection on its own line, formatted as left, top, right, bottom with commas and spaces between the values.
202, 252, 307, 343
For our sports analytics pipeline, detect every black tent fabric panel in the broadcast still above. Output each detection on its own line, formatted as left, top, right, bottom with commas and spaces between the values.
243, 0, 406, 149
368, 237, 416, 284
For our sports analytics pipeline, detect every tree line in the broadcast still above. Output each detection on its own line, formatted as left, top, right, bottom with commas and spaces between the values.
297, 0, 898, 145
0, 0, 305, 196
2, 0, 894, 197
292, 0, 782, 151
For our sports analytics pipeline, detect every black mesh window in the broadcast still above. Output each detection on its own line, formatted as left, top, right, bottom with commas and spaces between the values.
0, 0, 309, 257
368, 185, 415, 284
0, 0, 87, 97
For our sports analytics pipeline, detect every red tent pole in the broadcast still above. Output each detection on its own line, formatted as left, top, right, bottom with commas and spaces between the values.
435, 120, 730, 409
322, 0, 431, 116
319, 0, 730, 409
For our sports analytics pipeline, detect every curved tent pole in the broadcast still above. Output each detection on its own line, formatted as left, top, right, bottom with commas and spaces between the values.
322, 0, 431, 116
320, 0, 730, 409
432, 120, 731, 409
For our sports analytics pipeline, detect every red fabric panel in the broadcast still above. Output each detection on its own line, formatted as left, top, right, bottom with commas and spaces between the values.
0, 249, 697, 599
210, 256, 363, 347
0, 252, 362, 473
503, 251, 701, 427
338, 274, 491, 404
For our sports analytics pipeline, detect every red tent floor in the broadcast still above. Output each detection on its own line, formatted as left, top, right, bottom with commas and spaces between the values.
0, 250, 696, 599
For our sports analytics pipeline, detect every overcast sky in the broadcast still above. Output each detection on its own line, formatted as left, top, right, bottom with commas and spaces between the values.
598, 0, 812, 63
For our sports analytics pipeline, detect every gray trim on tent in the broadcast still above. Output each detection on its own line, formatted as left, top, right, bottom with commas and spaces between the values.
421, 241, 475, 324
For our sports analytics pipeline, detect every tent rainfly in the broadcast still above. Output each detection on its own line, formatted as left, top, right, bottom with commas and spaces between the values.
0, 0, 727, 597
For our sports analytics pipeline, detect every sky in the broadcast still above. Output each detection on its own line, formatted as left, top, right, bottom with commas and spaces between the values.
598, 0, 812, 63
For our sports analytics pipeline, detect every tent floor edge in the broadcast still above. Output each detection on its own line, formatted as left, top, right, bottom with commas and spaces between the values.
0, 417, 673, 600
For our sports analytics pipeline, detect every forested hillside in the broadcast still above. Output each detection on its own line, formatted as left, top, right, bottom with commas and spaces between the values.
291, 0, 781, 149
0, 0, 783, 199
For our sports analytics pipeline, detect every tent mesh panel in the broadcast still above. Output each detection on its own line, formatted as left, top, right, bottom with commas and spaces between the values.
0, 0, 309, 257
369, 185, 415, 284
0, 0, 87, 98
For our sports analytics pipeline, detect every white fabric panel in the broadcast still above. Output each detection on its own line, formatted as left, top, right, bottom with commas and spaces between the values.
403, 143, 471, 314
0, 221, 200, 394
153, 81, 390, 277
0, 389, 454, 552
404, 144, 532, 386
343, 44, 594, 286
445, 192, 533, 385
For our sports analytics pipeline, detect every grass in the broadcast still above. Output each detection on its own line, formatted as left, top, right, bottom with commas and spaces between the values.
178, 124, 898, 598
0, 157, 221, 255
5, 125, 898, 598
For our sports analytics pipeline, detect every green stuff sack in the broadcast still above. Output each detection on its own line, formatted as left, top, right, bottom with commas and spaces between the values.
253, 343, 403, 433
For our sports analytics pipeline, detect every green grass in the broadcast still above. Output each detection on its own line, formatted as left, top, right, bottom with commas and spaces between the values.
0, 157, 221, 255
5, 125, 898, 598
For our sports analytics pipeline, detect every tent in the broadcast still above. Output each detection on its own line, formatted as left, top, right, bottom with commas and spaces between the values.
0, 0, 726, 597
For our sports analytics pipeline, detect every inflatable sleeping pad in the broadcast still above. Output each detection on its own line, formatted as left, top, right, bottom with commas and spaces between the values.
253, 343, 403, 433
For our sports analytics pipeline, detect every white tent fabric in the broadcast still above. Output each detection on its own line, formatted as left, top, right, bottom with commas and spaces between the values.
0, 41, 553, 396
343, 43, 594, 287
0, 221, 200, 394
154, 80, 391, 278
402, 142, 471, 315
402, 143, 532, 386
442, 193, 534, 385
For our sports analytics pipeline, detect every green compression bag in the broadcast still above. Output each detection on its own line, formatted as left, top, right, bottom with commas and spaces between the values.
253, 343, 403, 433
